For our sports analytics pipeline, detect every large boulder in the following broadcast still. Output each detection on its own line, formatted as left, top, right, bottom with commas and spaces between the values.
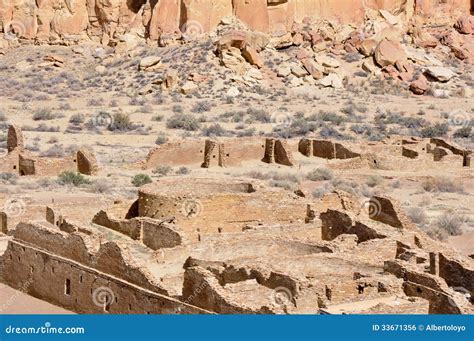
424, 67, 456, 82
409, 74, 429, 95
374, 38, 407, 67
454, 15, 474, 34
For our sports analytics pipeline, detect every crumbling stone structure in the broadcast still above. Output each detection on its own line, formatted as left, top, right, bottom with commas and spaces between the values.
1, 178, 472, 315
0, 125, 100, 176
299, 139, 361, 160
2, 223, 208, 314
0, 212, 7, 234
77, 148, 99, 175
7, 125, 24, 153
201, 140, 226, 168
261, 138, 294, 166
402, 146, 418, 159
143, 137, 265, 169
426, 138, 472, 167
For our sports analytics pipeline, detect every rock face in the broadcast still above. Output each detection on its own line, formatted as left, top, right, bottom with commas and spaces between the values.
0, 0, 471, 43
374, 38, 407, 67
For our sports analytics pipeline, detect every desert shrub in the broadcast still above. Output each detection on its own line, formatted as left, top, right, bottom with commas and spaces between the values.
33, 108, 55, 121
24, 124, 60, 132
406, 207, 427, 224
191, 101, 212, 113
87, 98, 104, 107
155, 132, 169, 145
269, 180, 295, 190
453, 126, 471, 138
166, 114, 200, 131
435, 212, 465, 236
175, 167, 190, 175
69, 114, 84, 125
236, 127, 256, 137
244, 171, 272, 180
306, 168, 333, 181
58, 171, 91, 186
108, 113, 135, 131
330, 178, 360, 195
274, 118, 318, 138
309, 111, 347, 126
422, 177, 463, 193
0, 172, 17, 184
0, 112, 7, 121
89, 179, 114, 193
131, 174, 152, 187
246, 108, 270, 123
420, 123, 449, 138
151, 115, 163, 122
366, 175, 383, 187
153, 165, 172, 176
172, 105, 184, 113
139, 105, 153, 114
271, 172, 299, 183
201, 124, 228, 137
312, 187, 331, 198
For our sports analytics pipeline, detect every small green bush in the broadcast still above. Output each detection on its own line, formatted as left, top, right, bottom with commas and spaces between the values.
155, 132, 169, 145
58, 171, 91, 186
166, 114, 200, 131
33, 108, 55, 121
131, 174, 153, 187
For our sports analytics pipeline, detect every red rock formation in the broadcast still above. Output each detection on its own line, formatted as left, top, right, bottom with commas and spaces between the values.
0, 0, 471, 42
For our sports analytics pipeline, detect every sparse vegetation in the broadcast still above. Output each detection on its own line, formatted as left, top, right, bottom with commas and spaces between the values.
57, 171, 91, 186
422, 177, 463, 193
131, 174, 153, 187
167, 114, 200, 131
306, 168, 333, 181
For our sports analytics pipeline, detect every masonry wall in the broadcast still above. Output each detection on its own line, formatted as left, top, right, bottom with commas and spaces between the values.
144, 137, 267, 169
2, 240, 208, 314
438, 253, 474, 298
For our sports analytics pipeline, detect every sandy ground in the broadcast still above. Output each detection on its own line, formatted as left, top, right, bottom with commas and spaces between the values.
0, 283, 73, 314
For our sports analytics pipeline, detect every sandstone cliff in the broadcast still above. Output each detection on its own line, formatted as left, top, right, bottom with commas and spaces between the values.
0, 0, 471, 43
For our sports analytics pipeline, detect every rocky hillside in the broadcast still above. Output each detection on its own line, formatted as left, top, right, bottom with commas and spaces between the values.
0, 0, 471, 45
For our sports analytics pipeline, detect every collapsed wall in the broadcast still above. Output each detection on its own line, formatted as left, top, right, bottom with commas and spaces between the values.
0, 125, 99, 176
92, 210, 186, 250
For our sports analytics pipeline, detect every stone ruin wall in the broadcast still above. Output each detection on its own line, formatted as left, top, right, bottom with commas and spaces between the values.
92, 210, 186, 249
2, 239, 207, 314
1, 223, 208, 314
0, 0, 471, 43
143, 137, 266, 169
0, 125, 99, 176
